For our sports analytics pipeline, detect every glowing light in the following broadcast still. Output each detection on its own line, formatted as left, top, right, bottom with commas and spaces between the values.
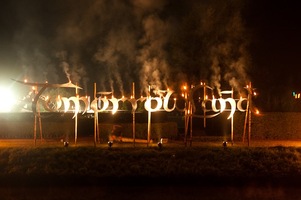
109, 97, 118, 114
0, 87, 16, 112
255, 109, 260, 115
108, 141, 113, 148
24, 79, 27, 83
144, 97, 163, 112
183, 85, 187, 90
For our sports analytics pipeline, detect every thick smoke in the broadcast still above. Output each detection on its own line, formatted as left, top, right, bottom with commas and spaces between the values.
10, 0, 250, 96
137, 14, 171, 95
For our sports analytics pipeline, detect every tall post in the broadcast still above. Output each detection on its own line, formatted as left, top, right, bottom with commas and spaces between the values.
33, 86, 37, 146
184, 85, 188, 146
231, 87, 234, 145
147, 85, 151, 147
243, 82, 252, 146
34, 115, 37, 146
243, 95, 249, 143
132, 82, 136, 147
38, 104, 43, 142
75, 84, 78, 145
203, 82, 206, 128
189, 101, 193, 147
248, 82, 252, 147
93, 83, 97, 147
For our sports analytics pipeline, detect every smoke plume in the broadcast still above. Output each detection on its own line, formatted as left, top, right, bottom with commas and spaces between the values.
9, 0, 250, 96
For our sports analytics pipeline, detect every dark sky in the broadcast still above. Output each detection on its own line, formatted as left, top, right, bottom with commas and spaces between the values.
245, 0, 301, 110
247, 1, 301, 86
0, 0, 300, 109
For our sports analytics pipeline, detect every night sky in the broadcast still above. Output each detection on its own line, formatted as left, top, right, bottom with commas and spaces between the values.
0, 0, 300, 111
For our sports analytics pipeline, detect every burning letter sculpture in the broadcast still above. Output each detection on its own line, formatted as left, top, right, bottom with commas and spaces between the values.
15, 80, 255, 147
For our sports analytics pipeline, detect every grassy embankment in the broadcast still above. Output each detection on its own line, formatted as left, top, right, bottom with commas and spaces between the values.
1, 144, 301, 186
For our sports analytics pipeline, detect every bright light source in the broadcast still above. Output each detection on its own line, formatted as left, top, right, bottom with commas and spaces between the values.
0, 87, 16, 112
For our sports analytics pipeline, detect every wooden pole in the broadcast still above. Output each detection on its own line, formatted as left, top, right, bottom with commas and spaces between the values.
248, 83, 252, 147
38, 105, 43, 142
75, 84, 78, 145
243, 93, 249, 143
184, 88, 188, 146
248, 103, 252, 147
33, 87, 37, 146
132, 82, 136, 147
96, 108, 99, 143
203, 83, 206, 128
34, 115, 37, 146
94, 83, 97, 147
231, 88, 234, 145
184, 106, 189, 146
147, 85, 151, 147
189, 102, 193, 147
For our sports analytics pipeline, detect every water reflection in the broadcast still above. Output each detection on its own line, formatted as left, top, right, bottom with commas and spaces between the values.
0, 185, 298, 200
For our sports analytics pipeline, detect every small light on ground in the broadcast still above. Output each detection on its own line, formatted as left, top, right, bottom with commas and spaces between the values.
108, 141, 113, 148
223, 141, 227, 148
64, 141, 69, 147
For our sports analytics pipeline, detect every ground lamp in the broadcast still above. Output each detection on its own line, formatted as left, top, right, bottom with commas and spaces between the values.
108, 141, 113, 148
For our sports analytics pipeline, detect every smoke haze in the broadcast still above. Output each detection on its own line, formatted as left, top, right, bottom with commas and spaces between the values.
3, 0, 250, 96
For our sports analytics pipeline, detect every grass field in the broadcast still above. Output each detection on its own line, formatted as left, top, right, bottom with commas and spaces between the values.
1, 138, 301, 199
1, 137, 301, 185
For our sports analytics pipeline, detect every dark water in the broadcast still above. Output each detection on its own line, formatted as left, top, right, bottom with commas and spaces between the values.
1, 185, 300, 200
